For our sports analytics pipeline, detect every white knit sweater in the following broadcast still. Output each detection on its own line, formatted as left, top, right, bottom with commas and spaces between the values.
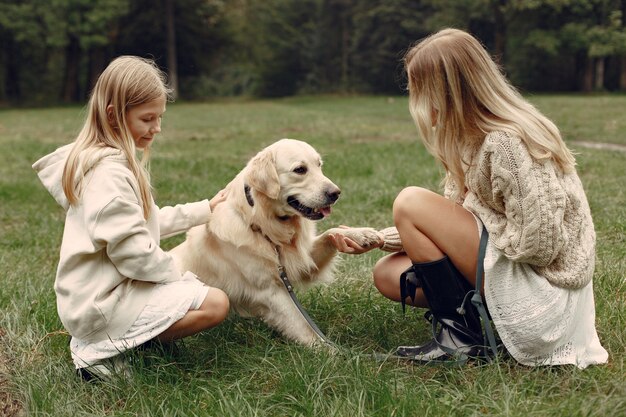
380, 131, 595, 289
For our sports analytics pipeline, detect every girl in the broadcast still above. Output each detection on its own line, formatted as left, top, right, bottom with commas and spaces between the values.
33, 56, 230, 379
330, 29, 608, 368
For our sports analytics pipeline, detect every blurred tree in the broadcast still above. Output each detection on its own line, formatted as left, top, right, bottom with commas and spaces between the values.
621, 0, 626, 90
303, 0, 354, 92
349, 0, 432, 93
425, 0, 505, 60
507, 0, 626, 91
114, 0, 228, 99
0, 0, 62, 102
0, 0, 129, 103
0, 0, 227, 103
2, 0, 625, 102
165, 0, 178, 99
59, 0, 130, 102
244, 0, 320, 97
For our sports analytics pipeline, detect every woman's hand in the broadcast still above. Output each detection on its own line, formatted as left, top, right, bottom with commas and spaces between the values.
327, 225, 384, 254
209, 189, 228, 212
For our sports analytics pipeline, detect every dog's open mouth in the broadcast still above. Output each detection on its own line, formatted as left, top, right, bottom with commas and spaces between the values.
287, 196, 332, 220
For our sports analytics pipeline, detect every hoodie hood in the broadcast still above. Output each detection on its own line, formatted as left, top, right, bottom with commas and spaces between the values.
32, 144, 125, 210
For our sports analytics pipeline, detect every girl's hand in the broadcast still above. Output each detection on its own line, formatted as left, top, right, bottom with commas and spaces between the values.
209, 189, 228, 212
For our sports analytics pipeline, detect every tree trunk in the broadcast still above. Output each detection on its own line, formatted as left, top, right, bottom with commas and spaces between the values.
62, 35, 81, 103
619, 0, 626, 91
165, 0, 178, 99
620, 56, 626, 91
2, 35, 21, 101
87, 47, 107, 98
594, 57, 605, 91
581, 57, 594, 92
340, 11, 350, 91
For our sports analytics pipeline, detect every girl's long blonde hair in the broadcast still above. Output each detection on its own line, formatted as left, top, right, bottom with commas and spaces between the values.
62, 56, 171, 219
404, 28, 576, 201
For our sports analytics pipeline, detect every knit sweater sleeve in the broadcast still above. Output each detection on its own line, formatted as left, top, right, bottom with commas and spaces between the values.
379, 226, 403, 252
477, 133, 568, 266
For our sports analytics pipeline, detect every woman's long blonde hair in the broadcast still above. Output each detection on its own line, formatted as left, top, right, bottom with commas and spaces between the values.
62, 56, 171, 219
404, 28, 576, 200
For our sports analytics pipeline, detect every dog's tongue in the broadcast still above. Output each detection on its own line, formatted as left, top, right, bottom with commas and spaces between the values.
320, 206, 332, 217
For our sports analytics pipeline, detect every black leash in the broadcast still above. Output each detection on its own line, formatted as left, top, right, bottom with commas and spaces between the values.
469, 226, 499, 360
273, 245, 335, 346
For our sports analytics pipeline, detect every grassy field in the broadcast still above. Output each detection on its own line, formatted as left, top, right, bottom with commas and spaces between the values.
0, 95, 624, 417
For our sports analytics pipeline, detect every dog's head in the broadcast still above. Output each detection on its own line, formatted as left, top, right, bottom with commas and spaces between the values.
244, 139, 340, 220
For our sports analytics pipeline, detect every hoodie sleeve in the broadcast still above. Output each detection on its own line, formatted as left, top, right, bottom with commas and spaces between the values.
83, 163, 182, 284
158, 200, 212, 239
91, 196, 182, 284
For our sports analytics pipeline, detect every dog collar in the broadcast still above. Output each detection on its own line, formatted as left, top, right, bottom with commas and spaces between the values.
244, 184, 254, 207
244, 183, 292, 222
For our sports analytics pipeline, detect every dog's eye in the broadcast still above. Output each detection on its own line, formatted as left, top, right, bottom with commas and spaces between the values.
293, 166, 308, 175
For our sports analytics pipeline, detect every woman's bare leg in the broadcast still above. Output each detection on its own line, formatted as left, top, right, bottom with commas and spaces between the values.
156, 288, 230, 342
373, 186, 480, 306
374, 252, 428, 307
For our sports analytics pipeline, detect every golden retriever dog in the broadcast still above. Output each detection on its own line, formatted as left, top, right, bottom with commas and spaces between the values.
169, 139, 380, 345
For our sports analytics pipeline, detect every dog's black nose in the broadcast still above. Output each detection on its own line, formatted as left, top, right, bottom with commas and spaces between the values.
326, 188, 341, 203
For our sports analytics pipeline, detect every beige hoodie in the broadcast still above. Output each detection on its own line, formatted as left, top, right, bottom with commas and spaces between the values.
33, 144, 212, 342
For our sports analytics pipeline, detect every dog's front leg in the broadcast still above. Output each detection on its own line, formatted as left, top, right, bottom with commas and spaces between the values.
259, 287, 326, 346
309, 232, 340, 274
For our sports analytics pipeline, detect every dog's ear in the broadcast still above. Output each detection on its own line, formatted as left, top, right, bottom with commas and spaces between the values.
245, 150, 280, 199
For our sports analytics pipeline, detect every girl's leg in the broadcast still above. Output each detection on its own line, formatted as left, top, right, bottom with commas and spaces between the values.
373, 186, 480, 306
156, 288, 230, 342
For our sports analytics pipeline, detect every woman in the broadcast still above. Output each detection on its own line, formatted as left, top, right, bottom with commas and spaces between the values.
330, 29, 608, 368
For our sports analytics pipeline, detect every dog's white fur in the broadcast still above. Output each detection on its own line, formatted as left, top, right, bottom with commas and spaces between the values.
170, 139, 380, 345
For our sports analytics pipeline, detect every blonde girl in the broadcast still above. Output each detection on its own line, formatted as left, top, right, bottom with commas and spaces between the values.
331, 29, 607, 368
33, 56, 229, 380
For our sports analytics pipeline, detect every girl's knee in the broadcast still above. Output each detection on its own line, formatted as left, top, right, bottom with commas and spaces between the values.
202, 288, 230, 325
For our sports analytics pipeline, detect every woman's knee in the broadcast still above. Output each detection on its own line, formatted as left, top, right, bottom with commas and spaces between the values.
392, 186, 431, 224
373, 256, 400, 299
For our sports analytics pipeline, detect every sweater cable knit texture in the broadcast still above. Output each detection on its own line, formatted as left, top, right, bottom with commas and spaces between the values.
457, 131, 595, 289
379, 226, 403, 252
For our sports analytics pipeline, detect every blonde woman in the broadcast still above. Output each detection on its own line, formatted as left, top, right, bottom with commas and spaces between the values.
331, 29, 608, 368
33, 56, 229, 380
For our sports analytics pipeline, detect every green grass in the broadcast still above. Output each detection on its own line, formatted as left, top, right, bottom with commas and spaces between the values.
0, 95, 624, 417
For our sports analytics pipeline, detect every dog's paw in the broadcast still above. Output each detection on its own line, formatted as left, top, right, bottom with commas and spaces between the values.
325, 227, 382, 249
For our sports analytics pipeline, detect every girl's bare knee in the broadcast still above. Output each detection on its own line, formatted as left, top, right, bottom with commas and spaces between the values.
201, 288, 230, 326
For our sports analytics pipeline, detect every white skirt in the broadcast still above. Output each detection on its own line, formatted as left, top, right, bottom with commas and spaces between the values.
71, 273, 210, 369
473, 217, 608, 369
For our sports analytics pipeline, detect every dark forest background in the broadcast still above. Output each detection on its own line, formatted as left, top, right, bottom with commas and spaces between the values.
1, 0, 626, 105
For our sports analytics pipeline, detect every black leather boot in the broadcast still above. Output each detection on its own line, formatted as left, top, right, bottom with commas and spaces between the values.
395, 256, 487, 363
